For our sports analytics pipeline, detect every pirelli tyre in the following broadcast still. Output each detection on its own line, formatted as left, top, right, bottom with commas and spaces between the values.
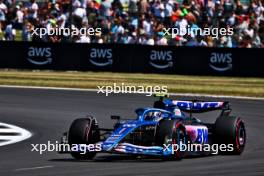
68, 117, 100, 160
214, 116, 246, 155
156, 119, 187, 160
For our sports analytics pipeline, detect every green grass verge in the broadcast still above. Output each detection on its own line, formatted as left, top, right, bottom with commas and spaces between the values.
0, 69, 263, 97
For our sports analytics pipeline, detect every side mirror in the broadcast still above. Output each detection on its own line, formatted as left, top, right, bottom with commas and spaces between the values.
111, 115, 120, 120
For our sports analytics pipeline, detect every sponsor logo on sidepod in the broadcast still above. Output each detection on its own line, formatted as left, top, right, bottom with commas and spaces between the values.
185, 125, 208, 143
209, 52, 232, 72
149, 50, 173, 69
27, 47, 52, 65
89, 48, 113, 66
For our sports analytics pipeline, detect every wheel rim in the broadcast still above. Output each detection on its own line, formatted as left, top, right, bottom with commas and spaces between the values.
238, 124, 245, 146
236, 120, 246, 151
172, 124, 186, 158
177, 129, 186, 148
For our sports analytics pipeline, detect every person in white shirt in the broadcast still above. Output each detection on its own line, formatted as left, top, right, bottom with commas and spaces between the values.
5, 23, 15, 41
164, 0, 173, 25
146, 35, 155, 45
29, 0, 38, 20
0, 0, 7, 32
15, 5, 24, 29
156, 32, 167, 45
142, 17, 152, 35
74, 7, 87, 19
73, 3, 87, 28
73, 0, 81, 9
244, 23, 255, 39
175, 15, 188, 36
127, 32, 137, 44
57, 13, 67, 29
76, 35, 91, 43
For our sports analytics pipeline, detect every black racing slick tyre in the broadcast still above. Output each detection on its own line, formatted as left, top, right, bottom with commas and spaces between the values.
68, 118, 100, 160
156, 120, 187, 160
214, 116, 246, 155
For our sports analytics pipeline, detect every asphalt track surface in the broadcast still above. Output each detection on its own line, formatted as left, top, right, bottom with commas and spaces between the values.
0, 87, 263, 176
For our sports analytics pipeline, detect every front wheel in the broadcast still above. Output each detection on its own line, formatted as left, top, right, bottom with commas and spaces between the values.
68, 117, 100, 160
156, 120, 187, 160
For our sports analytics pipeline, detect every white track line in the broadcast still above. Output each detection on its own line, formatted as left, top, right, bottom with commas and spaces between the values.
0, 136, 24, 140
0, 122, 32, 146
0, 128, 20, 133
15, 165, 53, 171
0, 85, 263, 100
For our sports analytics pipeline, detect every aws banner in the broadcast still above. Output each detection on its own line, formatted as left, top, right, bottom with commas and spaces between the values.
0, 41, 263, 77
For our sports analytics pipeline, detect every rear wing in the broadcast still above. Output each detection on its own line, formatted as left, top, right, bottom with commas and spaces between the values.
164, 100, 230, 113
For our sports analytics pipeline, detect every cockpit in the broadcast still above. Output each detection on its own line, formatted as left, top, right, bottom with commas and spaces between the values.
135, 108, 171, 122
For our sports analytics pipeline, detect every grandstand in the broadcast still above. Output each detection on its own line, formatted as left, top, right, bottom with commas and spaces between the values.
0, 0, 263, 47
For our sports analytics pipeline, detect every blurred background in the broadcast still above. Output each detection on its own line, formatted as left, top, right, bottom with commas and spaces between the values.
0, 0, 263, 47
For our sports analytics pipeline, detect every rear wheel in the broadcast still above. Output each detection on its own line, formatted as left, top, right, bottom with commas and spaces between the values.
68, 117, 100, 160
156, 119, 187, 160
214, 116, 246, 155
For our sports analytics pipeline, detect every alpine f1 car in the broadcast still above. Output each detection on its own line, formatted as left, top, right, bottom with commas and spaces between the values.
59, 94, 246, 160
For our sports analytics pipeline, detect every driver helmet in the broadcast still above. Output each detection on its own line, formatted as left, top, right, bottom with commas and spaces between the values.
173, 107, 182, 116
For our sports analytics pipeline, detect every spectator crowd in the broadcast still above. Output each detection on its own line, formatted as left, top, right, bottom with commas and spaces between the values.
0, 0, 264, 47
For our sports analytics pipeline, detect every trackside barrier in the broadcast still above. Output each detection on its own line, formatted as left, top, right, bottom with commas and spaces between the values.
0, 41, 263, 77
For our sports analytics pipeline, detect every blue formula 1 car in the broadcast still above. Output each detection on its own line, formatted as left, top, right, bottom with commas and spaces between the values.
59, 94, 246, 160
